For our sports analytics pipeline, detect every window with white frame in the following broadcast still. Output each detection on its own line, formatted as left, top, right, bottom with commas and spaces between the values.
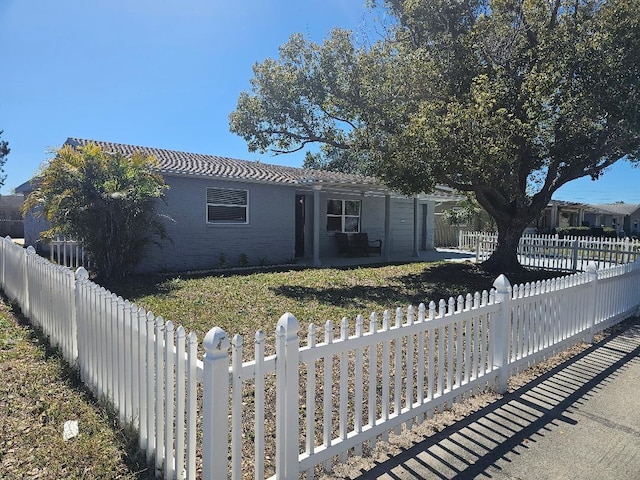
326, 199, 360, 233
206, 187, 248, 224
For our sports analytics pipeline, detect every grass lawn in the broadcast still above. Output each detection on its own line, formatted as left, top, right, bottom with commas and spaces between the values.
0, 300, 149, 479
115, 261, 561, 356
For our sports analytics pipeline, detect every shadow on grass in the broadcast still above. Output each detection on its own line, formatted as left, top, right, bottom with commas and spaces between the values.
272, 263, 562, 309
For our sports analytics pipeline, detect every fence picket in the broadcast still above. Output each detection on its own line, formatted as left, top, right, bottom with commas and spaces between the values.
339, 317, 348, 462
322, 320, 334, 471
231, 334, 243, 480
186, 332, 198, 480
353, 315, 364, 456
304, 325, 316, 477
164, 321, 175, 480
367, 313, 378, 431
175, 327, 188, 478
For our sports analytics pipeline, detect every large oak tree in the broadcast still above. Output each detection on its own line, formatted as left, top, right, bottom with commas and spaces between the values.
230, 0, 640, 272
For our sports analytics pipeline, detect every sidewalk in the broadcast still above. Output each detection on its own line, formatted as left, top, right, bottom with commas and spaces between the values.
357, 317, 640, 480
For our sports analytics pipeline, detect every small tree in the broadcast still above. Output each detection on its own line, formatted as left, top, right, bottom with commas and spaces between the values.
0, 130, 10, 188
23, 143, 169, 282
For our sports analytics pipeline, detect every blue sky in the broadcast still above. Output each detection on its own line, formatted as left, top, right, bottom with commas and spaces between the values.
1, 0, 638, 203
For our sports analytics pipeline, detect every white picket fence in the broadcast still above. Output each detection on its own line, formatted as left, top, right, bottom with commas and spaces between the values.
49, 236, 89, 269
459, 231, 640, 271
2, 234, 640, 479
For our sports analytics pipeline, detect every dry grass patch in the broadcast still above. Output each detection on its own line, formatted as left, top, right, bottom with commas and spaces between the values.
0, 300, 149, 479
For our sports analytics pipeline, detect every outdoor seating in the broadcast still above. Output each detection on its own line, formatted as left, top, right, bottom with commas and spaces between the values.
358, 233, 382, 255
335, 232, 352, 256
335, 232, 382, 256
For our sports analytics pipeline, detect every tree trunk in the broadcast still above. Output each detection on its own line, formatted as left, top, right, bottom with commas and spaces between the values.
481, 219, 528, 274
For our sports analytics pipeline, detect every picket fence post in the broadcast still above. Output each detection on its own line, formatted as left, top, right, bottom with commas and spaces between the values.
586, 262, 598, 343
571, 239, 580, 272
275, 313, 300, 480
23, 246, 36, 318
492, 274, 512, 394
202, 327, 230, 480
0, 236, 5, 288
75, 267, 89, 380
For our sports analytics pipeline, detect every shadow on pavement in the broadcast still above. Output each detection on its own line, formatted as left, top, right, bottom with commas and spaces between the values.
357, 318, 640, 479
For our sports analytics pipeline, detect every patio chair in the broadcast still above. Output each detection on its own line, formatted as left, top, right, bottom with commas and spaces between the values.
335, 232, 352, 256
352, 233, 383, 256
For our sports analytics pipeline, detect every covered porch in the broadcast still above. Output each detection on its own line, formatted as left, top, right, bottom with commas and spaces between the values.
295, 178, 464, 267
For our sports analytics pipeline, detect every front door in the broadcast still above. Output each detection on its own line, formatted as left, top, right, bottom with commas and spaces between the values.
295, 195, 305, 257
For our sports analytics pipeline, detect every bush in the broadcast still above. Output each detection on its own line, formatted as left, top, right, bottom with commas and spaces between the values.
556, 226, 621, 238
556, 226, 592, 238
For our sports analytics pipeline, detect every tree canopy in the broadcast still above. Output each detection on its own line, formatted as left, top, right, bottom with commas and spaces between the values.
230, 0, 640, 272
23, 143, 169, 282
0, 130, 9, 188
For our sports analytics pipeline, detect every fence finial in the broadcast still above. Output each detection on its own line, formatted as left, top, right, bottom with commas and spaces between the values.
203, 326, 230, 354
26, 245, 36, 256
586, 262, 597, 275
493, 274, 511, 293
75, 267, 89, 281
277, 312, 300, 338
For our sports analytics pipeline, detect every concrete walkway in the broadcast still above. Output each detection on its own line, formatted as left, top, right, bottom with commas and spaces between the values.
357, 317, 640, 480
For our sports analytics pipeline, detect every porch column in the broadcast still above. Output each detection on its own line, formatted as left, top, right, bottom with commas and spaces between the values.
425, 200, 435, 251
412, 196, 420, 258
551, 204, 558, 230
313, 186, 322, 267
579, 208, 585, 226
384, 194, 391, 261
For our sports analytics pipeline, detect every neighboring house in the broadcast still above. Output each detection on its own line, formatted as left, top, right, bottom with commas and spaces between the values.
531, 200, 640, 237
533, 200, 587, 233
0, 194, 25, 238
583, 203, 640, 237
20, 138, 463, 272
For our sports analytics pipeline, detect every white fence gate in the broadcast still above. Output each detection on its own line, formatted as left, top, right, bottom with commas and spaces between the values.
2, 234, 640, 479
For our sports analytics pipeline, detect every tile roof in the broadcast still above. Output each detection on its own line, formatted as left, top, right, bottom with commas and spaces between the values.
587, 203, 640, 216
66, 138, 462, 199
66, 138, 381, 187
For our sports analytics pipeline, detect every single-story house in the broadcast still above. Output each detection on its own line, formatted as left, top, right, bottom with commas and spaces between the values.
532, 200, 587, 233
582, 203, 640, 237
19, 138, 463, 273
